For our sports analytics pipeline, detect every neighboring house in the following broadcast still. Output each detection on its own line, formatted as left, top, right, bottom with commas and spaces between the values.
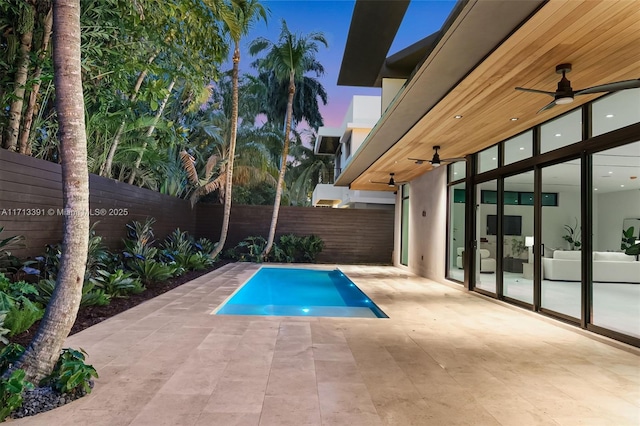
312, 95, 395, 209
337, 0, 640, 346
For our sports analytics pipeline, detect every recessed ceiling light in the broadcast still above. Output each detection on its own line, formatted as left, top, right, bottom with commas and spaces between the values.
454, 115, 463, 119
621, 184, 625, 188
492, 157, 497, 161
454, 172, 458, 175
608, 171, 613, 174
555, 133, 562, 137
510, 117, 518, 121
594, 188, 598, 191
606, 114, 614, 118
519, 147, 525, 150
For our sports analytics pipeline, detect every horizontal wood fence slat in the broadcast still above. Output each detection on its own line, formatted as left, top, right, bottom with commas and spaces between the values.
2, 149, 394, 264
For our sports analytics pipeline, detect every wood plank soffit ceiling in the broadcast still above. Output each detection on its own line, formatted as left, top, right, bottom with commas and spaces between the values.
342, 0, 640, 191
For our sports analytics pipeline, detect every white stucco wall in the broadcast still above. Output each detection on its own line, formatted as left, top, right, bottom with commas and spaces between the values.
394, 167, 448, 281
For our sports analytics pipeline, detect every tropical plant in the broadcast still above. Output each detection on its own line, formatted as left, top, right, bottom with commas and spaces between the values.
128, 259, 177, 285
0, 228, 24, 277
562, 218, 582, 251
195, 238, 217, 256
161, 228, 195, 256
510, 237, 526, 258
123, 218, 158, 260
0, 369, 32, 422
227, 236, 268, 262
42, 348, 97, 395
621, 226, 636, 251
208, 0, 268, 260
249, 20, 328, 258
89, 270, 144, 298
3, 296, 43, 337
0, 312, 10, 346
0, 344, 24, 374
79, 282, 111, 308
8, 0, 92, 384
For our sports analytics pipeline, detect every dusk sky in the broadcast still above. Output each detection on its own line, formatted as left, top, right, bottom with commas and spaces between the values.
239, 0, 456, 129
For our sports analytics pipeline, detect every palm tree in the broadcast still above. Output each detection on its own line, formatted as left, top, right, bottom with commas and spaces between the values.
249, 20, 327, 258
209, 0, 267, 259
4, 0, 90, 383
287, 140, 334, 206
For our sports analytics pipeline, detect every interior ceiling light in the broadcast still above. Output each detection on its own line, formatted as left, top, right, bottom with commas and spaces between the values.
454, 115, 463, 119
606, 114, 614, 118
555, 133, 562, 137
515, 63, 640, 113
510, 117, 519, 121
408, 146, 466, 167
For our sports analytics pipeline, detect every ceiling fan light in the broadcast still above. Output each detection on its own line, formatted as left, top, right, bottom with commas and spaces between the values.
555, 96, 573, 105
432, 162, 441, 168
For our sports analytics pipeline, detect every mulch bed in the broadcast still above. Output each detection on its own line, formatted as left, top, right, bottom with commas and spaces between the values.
9, 260, 233, 348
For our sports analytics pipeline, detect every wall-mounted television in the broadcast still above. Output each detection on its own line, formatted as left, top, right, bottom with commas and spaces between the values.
487, 215, 522, 236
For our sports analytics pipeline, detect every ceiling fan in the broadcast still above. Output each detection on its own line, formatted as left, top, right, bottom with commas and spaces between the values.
515, 63, 640, 113
408, 146, 466, 167
370, 173, 406, 187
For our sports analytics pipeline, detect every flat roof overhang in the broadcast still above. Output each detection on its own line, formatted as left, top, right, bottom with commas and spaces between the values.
337, 0, 640, 191
338, 0, 410, 87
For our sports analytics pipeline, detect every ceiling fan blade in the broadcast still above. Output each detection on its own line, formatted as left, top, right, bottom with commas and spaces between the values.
441, 157, 467, 163
537, 100, 557, 114
515, 87, 556, 96
575, 79, 640, 95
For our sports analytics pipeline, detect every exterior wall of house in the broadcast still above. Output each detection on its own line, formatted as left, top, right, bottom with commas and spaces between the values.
394, 167, 448, 281
381, 78, 406, 113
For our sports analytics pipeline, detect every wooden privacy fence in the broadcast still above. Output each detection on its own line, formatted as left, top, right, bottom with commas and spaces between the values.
197, 204, 394, 264
0, 149, 196, 259
1, 149, 394, 263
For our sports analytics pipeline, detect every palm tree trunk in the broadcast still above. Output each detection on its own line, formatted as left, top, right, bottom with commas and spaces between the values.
3, 3, 35, 151
210, 45, 241, 259
100, 53, 157, 177
127, 77, 176, 185
18, 7, 53, 155
4, 0, 90, 384
263, 71, 296, 258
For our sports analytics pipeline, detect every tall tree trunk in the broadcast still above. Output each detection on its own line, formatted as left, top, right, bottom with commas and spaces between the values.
100, 53, 156, 177
19, 7, 53, 155
263, 70, 295, 258
127, 77, 176, 185
5, 0, 89, 384
210, 44, 240, 259
4, 3, 35, 151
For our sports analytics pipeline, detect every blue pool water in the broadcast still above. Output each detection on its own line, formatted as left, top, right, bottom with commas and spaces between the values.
215, 267, 387, 318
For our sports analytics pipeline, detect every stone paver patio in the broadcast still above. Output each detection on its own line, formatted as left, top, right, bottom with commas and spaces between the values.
9, 263, 640, 425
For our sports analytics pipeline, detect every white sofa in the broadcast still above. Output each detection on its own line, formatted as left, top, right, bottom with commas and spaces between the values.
542, 250, 640, 283
456, 248, 496, 273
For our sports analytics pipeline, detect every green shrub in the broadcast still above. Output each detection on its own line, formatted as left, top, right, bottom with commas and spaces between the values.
128, 259, 177, 285
173, 253, 213, 271
229, 236, 267, 262
4, 297, 44, 336
86, 225, 111, 278
161, 229, 194, 256
90, 269, 144, 298
0, 228, 24, 278
42, 348, 98, 395
300, 235, 324, 262
34, 278, 55, 305
0, 312, 10, 346
0, 343, 25, 374
80, 283, 111, 308
195, 238, 217, 256
123, 218, 158, 260
0, 369, 33, 422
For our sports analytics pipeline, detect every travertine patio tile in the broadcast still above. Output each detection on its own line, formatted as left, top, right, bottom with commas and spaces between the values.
7, 264, 639, 426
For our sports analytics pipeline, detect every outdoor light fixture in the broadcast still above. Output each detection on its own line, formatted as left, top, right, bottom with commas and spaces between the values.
408, 146, 466, 167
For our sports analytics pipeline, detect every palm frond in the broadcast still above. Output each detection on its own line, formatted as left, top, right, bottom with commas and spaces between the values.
180, 150, 199, 185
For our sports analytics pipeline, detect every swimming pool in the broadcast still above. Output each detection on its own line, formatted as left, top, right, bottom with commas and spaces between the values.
214, 267, 387, 318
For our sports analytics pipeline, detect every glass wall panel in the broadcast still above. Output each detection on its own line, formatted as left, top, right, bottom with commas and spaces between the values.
503, 172, 534, 304
541, 110, 582, 154
504, 131, 532, 165
592, 88, 640, 137
451, 160, 466, 180
476, 180, 497, 293
478, 145, 498, 173
541, 160, 581, 319
448, 182, 465, 282
592, 141, 640, 338
401, 184, 410, 266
